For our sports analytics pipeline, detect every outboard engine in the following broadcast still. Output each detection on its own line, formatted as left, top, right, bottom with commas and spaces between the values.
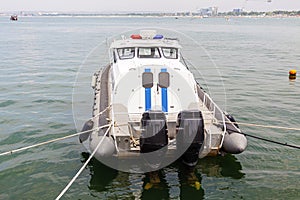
176, 110, 204, 167
140, 110, 168, 153
140, 110, 168, 170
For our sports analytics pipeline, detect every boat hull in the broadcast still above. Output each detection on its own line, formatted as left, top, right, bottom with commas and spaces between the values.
80, 65, 246, 170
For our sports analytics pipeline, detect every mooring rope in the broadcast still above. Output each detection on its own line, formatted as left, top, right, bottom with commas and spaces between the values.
55, 123, 112, 200
0, 124, 110, 157
226, 128, 300, 149
219, 120, 300, 149
91, 104, 111, 119
0, 103, 113, 157
224, 121, 300, 131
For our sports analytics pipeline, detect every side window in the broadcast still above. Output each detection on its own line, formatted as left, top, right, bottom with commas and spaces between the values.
138, 47, 161, 58
162, 48, 178, 59
117, 48, 135, 59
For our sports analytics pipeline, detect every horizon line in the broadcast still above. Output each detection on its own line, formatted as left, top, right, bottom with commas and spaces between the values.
2, 9, 300, 14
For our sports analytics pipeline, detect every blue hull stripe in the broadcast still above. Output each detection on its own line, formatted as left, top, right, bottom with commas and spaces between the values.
161, 68, 168, 112
145, 68, 151, 111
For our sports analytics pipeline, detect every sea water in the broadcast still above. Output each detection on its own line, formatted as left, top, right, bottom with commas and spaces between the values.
0, 16, 299, 199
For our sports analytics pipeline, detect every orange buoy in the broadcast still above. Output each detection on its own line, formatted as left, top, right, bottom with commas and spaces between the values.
289, 69, 297, 80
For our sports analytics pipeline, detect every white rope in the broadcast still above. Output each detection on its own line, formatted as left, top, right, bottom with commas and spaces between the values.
0, 124, 110, 157
55, 123, 112, 200
221, 121, 300, 131
0, 103, 112, 157
91, 104, 111, 119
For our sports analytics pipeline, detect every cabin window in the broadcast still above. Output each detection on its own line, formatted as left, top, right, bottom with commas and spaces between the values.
162, 48, 178, 59
117, 48, 135, 59
158, 72, 170, 88
138, 47, 161, 58
142, 72, 153, 88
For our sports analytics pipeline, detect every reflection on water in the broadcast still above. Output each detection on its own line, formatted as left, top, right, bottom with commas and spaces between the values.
196, 154, 245, 179
82, 152, 244, 199
177, 165, 204, 200
82, 152, 118, 192
141, 171, 170, 200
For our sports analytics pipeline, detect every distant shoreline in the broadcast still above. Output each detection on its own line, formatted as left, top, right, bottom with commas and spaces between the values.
1, 15, 300, 19
1, 10, 300, 18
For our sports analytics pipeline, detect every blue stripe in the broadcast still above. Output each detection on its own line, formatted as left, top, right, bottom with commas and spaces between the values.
145, 68, 151, 111
161, 68, 168, 112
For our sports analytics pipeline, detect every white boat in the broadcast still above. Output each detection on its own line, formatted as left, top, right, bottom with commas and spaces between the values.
79, 30, 247, 172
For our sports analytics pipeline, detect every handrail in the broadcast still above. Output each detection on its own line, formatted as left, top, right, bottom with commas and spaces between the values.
198, 87, 227, 148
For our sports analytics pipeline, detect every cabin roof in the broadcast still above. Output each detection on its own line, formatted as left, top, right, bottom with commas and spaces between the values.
110, 38, 182, 49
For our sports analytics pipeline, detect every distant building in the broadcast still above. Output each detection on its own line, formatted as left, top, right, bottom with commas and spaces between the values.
232, 8, 243, 15
198, 7, 218, 17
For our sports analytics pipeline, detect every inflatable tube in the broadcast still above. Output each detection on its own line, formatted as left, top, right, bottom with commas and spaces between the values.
79, 119, 94, 143
90, 136, 115, 158
223, 132, 247, 154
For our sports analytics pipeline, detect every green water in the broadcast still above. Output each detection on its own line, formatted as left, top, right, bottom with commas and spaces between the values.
0, 16, 299, 199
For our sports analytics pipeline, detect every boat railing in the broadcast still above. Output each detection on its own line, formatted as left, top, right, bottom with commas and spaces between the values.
197, 85, 226, 149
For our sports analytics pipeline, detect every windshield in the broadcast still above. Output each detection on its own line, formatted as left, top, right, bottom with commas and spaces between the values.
116, 47, 178, 60
138, 47, 161, 58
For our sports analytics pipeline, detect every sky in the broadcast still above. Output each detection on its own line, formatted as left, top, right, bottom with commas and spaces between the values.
1, 0, 300, 12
